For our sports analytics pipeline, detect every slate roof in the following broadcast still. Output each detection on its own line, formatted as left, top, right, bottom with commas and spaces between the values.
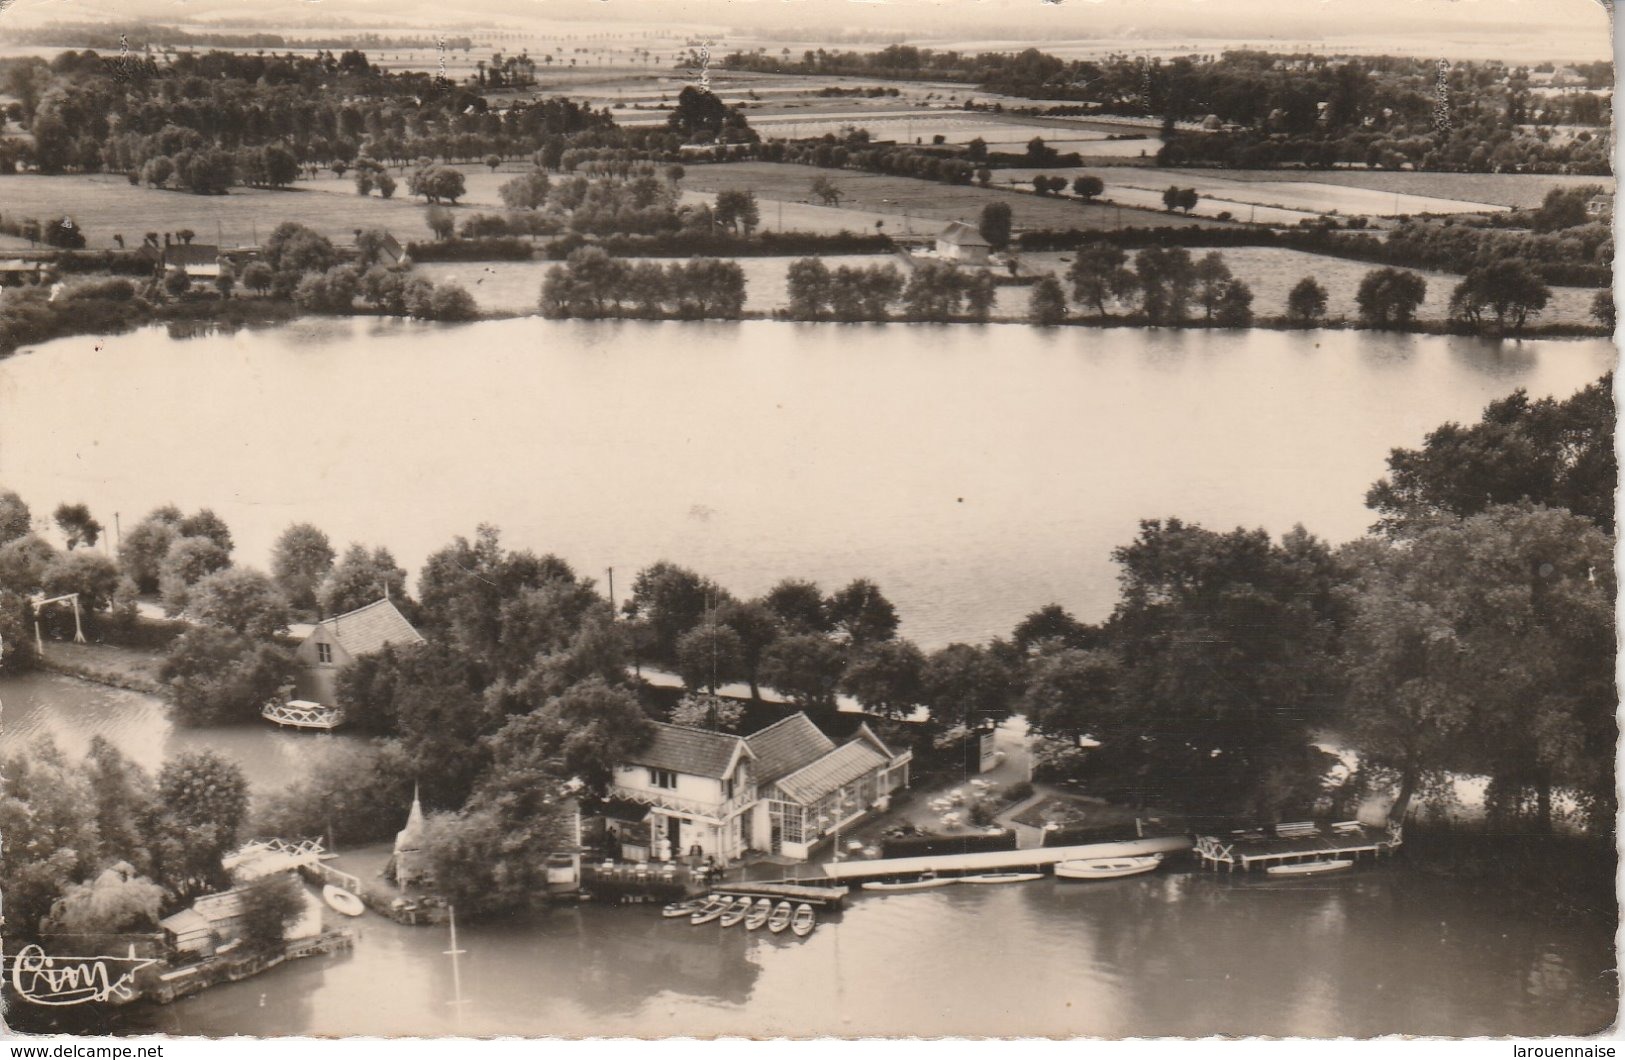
160, 908, 211, 936
938, 220, 991, 247
316, 598, 425, 657
626, 722, 746, 780
773, 739, 889, 805
745, 713, 836, 787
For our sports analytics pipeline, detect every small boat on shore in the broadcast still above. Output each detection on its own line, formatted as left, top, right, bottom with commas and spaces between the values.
322, 885, 365, 917
744, 897, 773, 930
718, 896, 753, 927
767, 901, 794, 933
1055, 855, 1164, 881
690, 896, 730, 924
791, 903, 816, 937
862, 872, 954, 893
957, 872, 1043, 885
1266, 859, 1354, 877
662, 898, 707, 918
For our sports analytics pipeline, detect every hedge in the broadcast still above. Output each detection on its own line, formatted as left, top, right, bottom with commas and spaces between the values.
405, 237, 535, 262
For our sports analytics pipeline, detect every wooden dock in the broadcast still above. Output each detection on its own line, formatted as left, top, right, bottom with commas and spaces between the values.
820, 835, 1194, 883
1194, 821, 1403, 872
713, 881, 849, 909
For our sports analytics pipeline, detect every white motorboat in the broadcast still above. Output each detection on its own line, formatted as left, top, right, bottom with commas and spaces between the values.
1265, 859, 1354, 877
956, 872, 1043, 885
861, 872, 955, 893
322, 884, 365, 916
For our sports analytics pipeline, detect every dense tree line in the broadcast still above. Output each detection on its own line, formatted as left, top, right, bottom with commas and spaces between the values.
539, 247, 747, 320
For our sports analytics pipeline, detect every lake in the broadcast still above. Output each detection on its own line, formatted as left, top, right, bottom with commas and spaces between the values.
117, 867, 1614, 1038
0, 318, 1611, 650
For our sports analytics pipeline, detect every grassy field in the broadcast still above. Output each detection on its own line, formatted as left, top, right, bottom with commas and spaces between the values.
1011, 246, 1602, 325
675, 161, 1235, 235
0, 172, 444, 249
1111, 167, 1614, 210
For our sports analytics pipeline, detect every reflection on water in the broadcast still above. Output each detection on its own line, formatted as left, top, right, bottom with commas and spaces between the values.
0, 671, 354, 790
119, 870, 1614, 1038
0, 319, 1611, 649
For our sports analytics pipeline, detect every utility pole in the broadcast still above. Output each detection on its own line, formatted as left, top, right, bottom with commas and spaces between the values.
606, 567, 615, 614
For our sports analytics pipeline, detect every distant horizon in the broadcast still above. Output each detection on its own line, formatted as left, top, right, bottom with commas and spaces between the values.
0, 0, 1613, 63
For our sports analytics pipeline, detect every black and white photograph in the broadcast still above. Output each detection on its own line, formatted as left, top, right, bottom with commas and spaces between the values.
0, 0, 1616, 1044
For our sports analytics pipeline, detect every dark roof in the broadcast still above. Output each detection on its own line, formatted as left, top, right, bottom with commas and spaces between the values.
745, 713, 836, 787
774, 739, 889, 805
626, 722, 745, 780
314, 598, 424, 657
167, 244, 221, 266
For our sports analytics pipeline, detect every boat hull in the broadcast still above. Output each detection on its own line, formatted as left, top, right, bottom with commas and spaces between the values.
322, 885, 365, 917
957, 873, 1044, 885
862, 877, 954, 892
1055, 855, 1163, 880
1265, 859, 1354, 877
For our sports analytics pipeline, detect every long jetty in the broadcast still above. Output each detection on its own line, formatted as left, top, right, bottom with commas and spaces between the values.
820, 835, 1193, 883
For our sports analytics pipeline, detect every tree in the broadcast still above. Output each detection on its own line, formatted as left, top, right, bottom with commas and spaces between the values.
1286, 276, 1329, 324
410, 164, 466, 204
0, 737, 101, 938
810, 175, 842, 207
82, 737, 155, 871
177, 509, 233, 553
117, 505, 181, 593
1449, 260, 1551, 332
158, 536, 232, 615
484, 154, 503, 173
318, 544, 409, 616
1020, 648, 1121, 743
1068, 243, 1135, 316
1101, 519, 1345, 819
1072, 174, 1104, 201
270, 523, 335, 613
1012, 603, 1100, 655
41, 551, 120, 612
1367, 374, 1615, 535
670, 692, 745, 732
786, 257, 831, 319
717, 599, 780, 701
0, 488, 32, 545
1339, 504, 1614, 829
675, 619, 744, 694
163, 267, 191, 298
1134, 246, 1196, 324
187, 568, 291, 638
1029, 275, 1068, 325
42, 863, 165, 957
761, 634, 846, 709
1177, 187, 1199, 213
141, 155, 175, 188
1590, 289, 1614, 329
531, 677, 654, 794
1356, 267, 1428, 328
826, 578, 899, 646
1214, 279, 1254, 327
150, 751, 250, 899
0, 535, 57, 594
1161, 185, 1182, 211
840, 638, 925, 718
764, 578, 830, 634
236, 873, 306, 955
499, 168, 552, 210
425, 205, 456, 241
263, 222, 336, 274
377, 172, 398, 199
241, 261, 274, 296
1192, 252, 1232, 320
160, 626, 294, 726
625, 561, 724, 664
978, 202, 1013, 251
714, 189, 760, 236
921, 642, 1017, 732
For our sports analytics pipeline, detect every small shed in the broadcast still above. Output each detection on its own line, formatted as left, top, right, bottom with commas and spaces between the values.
936, 220, 992, 265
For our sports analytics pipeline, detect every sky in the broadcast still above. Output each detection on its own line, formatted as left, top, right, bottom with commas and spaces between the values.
0, 0, 1613, 60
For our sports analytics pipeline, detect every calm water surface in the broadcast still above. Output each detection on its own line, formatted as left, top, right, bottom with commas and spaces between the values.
1, 318, 1616, 1037
118, 869, 1614, 1038
0, 318, 1612, 647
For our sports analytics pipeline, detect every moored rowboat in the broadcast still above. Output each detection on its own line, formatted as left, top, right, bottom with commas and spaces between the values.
1054, 855, 1164, 881
956, 872, 1044, 885
662, 898, 707, 918
790, 903, 816, 937
690, 895, 730, 924
767, 901, 794, 933
718, 896, 753, 927
322, 885, 365, 917
862, 872, 954, 893
1265, 859, 1354, 877
744, 897, 773, 930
